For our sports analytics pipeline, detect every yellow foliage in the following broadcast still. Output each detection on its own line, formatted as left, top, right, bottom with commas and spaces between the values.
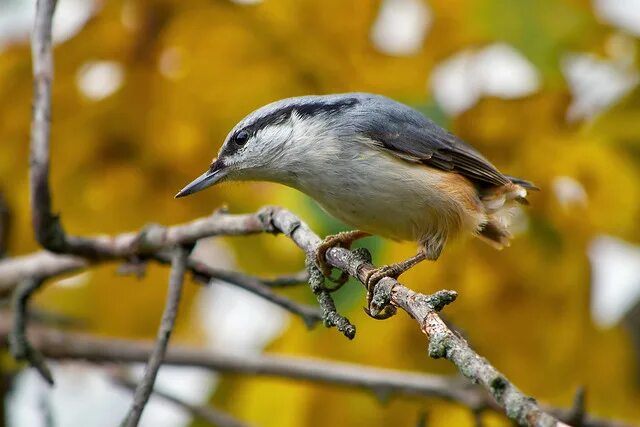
1, 0, 640, 425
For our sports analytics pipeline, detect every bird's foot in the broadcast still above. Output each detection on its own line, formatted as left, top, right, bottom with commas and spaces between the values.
315, 230, 370, 290
363, 265, 403, 319
363, 252, 427, 319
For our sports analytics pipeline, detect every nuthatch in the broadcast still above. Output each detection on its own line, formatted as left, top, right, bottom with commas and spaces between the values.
176, 93, 535, 316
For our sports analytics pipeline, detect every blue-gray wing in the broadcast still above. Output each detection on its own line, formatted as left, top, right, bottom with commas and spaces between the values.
350, 95, 510, 188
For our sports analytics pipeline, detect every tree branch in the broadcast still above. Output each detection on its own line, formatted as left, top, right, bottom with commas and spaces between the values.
0, 243, 321, 327
8, 278, 53, 384
30, 0, 60, 251
0, 322, 631, 427
122, 246, 189, 426
0, 320, 487, 407
259, 207, 569, 427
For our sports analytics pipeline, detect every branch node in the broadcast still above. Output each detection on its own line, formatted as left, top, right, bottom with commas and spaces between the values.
427, 334, 449, 359
132, 223, 166, 254
489, 375, 508, 400
37, 212, 66, 252
352, 247, 372, 265
566, 386, 586, 427
425, 290, 457, 312
117, 256, 148, 278
257, 206, 281, 235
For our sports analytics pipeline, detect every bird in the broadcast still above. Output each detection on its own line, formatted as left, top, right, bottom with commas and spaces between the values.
176, 93, 536, 317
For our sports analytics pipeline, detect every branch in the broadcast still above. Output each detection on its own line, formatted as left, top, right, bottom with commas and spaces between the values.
152, 252, 321, 328
114, 374, 251, 427
0, 321, 485, 406
30, 0, 60, 251
0, 239, 321, 326
31, 0, 267, 258
0, 211, 270, 283
0, 323, 631, 427
8, 278, 53, 384
122, 246, 188, 427
260, 207, 568, 427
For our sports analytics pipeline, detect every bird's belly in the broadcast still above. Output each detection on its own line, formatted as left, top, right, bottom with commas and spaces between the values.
317, 190, 423, 241
297, 152, 480, 243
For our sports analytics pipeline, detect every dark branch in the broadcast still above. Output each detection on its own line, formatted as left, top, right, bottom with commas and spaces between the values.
122, 247, 188, 427
8, 278, 53, 384
30, 0, 60, 251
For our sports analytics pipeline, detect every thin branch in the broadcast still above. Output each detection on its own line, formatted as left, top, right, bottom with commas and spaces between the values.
30, 0, 267, 258
0, 211, 269, 280
260, 270, 309, 287
8, 278, 53, 384
152, 252, 321, 328
260, 207, 568, 427
0, 245, 320, 326
305, 255, 355, 339
0, 323, 631, 427
30, 0, 60, 251
0, 252, 85, 295
122, 246, 188, 427
0, 321, 484, 406
566, 387, 586, 427
0, 211, 267, 285
114, 374, 251, 427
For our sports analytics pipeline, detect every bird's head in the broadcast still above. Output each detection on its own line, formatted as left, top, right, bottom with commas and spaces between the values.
175, 94, 360, 198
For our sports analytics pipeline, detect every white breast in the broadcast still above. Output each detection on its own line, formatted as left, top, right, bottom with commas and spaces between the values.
279, 135, 484, 245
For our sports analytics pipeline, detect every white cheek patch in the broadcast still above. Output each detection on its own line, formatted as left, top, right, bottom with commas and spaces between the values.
255, 122, 294, 150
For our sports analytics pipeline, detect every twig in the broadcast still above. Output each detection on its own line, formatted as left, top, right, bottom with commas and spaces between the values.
152, 252, 321, 329
0, 211, 267, 282
305, 255, 355, 339
114, 374, 251, 427
259, 207, 568, 427
122, 246, 188, 427
566, 387, 586, 427
8, 278, 53, 384
30, 0, 61, 251
261, 270, 309, 287
0, 248, 320, 326
31, 0, 266, 259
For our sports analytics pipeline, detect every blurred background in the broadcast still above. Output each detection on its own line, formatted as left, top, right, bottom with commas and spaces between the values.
1, 0, 640, 425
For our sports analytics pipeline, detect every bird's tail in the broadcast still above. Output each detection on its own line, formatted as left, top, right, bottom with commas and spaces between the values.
476, 177, 537, 250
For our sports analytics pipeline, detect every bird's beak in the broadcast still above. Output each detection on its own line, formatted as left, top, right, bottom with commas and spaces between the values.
175, 160, 227, 198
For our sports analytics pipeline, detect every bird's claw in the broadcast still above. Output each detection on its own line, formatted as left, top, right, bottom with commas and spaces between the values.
363, 265, 401, 320
315, 231, 369, 290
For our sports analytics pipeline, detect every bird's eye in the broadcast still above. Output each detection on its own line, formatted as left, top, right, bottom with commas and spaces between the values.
234, 130, 250, 146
